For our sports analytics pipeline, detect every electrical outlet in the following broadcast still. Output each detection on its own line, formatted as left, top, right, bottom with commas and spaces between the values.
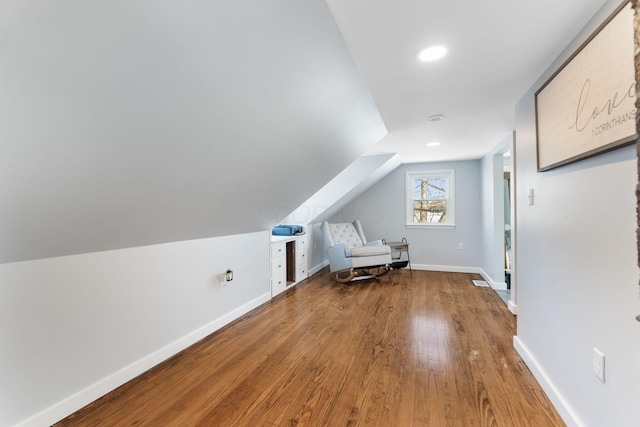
458, 242, 464, 250
593, 348, 605, 382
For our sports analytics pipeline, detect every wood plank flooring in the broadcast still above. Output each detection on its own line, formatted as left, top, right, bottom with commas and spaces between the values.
56, 270, 565, 426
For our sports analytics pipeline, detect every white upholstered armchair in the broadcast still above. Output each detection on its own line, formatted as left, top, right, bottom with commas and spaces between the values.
322, 220, 392, 282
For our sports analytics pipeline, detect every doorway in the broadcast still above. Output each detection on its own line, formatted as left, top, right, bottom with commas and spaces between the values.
496, 150, 512, 307
485, 134, 517, 313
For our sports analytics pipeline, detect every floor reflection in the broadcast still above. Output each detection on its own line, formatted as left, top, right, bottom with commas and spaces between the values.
412, 314, 451, 369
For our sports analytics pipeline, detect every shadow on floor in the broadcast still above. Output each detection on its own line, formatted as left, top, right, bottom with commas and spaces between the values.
494, 289, 510, 306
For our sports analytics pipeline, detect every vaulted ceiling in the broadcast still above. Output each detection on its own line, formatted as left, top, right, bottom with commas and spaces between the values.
0, 0, 385, 263
0, 0, 612, 263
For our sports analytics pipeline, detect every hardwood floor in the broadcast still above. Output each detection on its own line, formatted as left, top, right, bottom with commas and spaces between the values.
56, 270, 565, 426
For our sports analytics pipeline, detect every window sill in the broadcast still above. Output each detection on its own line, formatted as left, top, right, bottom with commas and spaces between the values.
405, 223, 456, 230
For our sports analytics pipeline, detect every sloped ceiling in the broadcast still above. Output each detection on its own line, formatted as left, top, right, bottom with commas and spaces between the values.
282, 153, 401, 226
0, 0, 387, 264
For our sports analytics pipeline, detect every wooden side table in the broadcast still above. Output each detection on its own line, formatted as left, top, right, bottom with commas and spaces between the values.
384, 238, 412, 277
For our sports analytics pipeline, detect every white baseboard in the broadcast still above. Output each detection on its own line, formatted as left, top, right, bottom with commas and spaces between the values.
513, 336, 583, 427
476, 268, 507, 290
411, 264, 482, 274
319, 262, 505, 288
308, 260, 329, 277
508, 300, 518, 314
16, 292, 272, 427
311, 262, 488, 281
490, 281, 508, 290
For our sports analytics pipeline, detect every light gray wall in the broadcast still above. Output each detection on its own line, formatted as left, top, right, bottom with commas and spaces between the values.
0, 0, 386, 264
322, 160, 483, 269
282, 153, 401, 226
0, 231, 270, 427
513, 1, 640, 425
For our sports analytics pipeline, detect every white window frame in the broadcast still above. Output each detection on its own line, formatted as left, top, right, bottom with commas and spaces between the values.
405, 169, 456, 228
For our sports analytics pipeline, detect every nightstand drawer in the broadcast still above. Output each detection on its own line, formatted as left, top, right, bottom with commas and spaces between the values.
295, 249, 306, 264
271, 241, 286, 259
271, 272, 286, 296
296, 263, 308, 281
271, 258, 286, 276
296, 236, 308, 249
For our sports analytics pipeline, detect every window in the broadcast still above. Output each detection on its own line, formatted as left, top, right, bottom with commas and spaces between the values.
406, 170, 455, 227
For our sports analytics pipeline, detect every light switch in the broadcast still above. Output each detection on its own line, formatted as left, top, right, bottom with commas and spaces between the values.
593, 348, 605, 382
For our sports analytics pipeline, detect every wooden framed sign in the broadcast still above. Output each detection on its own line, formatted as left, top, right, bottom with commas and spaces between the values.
535, 0, 636, 172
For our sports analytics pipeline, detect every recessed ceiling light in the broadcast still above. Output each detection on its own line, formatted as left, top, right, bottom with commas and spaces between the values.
428, 114, 444, 122
426, 142, 441, 147
417, 46, 447, 62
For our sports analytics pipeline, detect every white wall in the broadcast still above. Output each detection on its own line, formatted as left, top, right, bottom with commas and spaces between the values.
0, 231, 270, 427
513, 1, 640, 425
308, 222, 329, 276
322, 160, 483, 270
0, 0, 386, 264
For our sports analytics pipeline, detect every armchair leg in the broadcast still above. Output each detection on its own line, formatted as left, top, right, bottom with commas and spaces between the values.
372, 266, 390, 278
333, 270, 358, 283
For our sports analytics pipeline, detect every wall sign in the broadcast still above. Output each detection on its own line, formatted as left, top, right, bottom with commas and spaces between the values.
535, 0, 636, 172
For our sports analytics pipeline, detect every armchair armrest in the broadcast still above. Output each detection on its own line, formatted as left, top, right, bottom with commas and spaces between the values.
327, 243, 351, 273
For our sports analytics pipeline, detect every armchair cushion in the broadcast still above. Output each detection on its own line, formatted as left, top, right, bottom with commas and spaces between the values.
345, 245, 391, 257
